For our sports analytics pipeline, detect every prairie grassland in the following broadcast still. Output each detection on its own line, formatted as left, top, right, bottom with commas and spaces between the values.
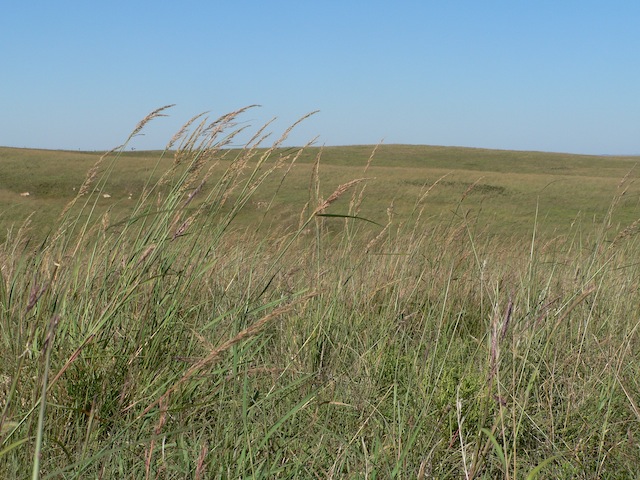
1, 108, 640, 478
2, 140, 639, 241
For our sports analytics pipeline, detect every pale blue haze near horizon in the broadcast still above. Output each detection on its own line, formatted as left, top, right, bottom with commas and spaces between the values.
2, 1, 639, 154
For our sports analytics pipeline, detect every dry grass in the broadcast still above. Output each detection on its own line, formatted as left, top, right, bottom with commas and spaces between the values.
1, 108, 640, 478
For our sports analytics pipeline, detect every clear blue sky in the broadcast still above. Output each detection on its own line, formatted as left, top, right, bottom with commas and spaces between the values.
2, 1, 639, 154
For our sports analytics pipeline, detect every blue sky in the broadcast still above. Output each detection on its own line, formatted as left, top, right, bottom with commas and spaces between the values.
2, 1, 639, 154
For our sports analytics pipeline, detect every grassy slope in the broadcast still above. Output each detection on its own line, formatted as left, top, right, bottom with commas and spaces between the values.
1, 145, 639, 241
1, 139, 640, 478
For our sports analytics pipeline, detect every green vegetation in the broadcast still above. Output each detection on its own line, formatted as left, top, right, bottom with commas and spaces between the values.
1, 107, 640, 478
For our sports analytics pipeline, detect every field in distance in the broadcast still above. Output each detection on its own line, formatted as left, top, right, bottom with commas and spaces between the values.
1, 144, 639, 243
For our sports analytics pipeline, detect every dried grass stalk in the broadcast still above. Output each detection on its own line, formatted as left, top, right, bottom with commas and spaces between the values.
313, 178, 366, 216
140, 292, 317, 418
130, 104, 174, 139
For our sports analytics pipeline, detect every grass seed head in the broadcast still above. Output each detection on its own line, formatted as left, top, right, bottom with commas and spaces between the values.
313, 178, 366, 216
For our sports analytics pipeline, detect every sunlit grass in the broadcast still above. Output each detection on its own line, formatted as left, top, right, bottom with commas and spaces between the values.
1, 107, 640, 478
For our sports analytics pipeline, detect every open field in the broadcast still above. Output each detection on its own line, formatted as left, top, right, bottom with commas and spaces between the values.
2, 111, 640, 478
2, 144, 640, 242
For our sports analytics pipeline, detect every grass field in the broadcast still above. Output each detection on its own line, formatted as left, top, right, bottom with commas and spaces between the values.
2, 142, 640, 242
1, 108, 640, 478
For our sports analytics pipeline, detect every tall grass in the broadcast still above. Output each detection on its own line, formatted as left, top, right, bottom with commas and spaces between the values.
1, 107, 640, 478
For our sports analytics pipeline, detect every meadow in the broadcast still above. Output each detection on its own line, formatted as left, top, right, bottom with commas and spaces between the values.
1, 107, 640, 478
